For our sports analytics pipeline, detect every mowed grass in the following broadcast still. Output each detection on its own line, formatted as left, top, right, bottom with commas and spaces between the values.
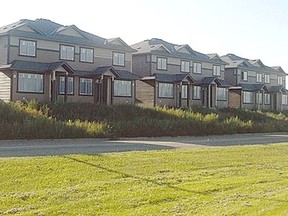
1, 144, 288, 215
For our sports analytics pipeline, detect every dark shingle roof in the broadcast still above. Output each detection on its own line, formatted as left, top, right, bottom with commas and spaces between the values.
198, 77, 230, 87
131, 38, 226, 65
150, 73, 194, 83
0, 19, 135, 52
268, 86, 286, 93
221, 53, 286, 75
0, 60, 74, 73
116, 70, 141, 80
239, 83, 267, 91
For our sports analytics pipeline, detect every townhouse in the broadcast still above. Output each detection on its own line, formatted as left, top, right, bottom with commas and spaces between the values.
0, 19, 139, 105
131, 38, 229, 108
221, 54, 288, 111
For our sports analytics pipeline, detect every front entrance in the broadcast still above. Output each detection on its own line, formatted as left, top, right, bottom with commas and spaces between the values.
95, 76, 113, 106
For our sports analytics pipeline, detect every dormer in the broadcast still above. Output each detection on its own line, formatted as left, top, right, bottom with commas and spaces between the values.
150, 44, 171, 53
54, 25, 86, 38
250, 59, 265, 68
174, 44, 194, 55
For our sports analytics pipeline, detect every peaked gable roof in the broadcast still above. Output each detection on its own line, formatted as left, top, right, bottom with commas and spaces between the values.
0, 19, 135, 52
131, 38, 226, 65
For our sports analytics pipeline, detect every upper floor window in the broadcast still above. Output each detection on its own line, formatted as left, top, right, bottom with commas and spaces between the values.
113, 52, 125, 66
213, 65, 221, 76
158, 82, 173, 98
60, 45, 75, 61
19, 40, 36, 57
242, 71, 248, 81
264, 74, 270, 83
256, 73, 262, 83
80, 47, 94, 63
59, 76, 74, 95
157, 57, 167, 70
181, 61, 190, 73
193, 63, 202, 74
181, 85, 188, 99
278, 76, 283, 85
114, 80, 132, 97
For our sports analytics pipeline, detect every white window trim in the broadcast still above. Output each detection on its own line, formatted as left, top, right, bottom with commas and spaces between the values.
80, 47, 94, 63
181, 85, 188, 99
278, 76, 283, 85
193, 63, 202, 74
243, 91, 253, 104
193, 86, 201, 100
217, 87, 227, 101
264, 93, 270, 104
264, 74, 270, 84
60, 45, 75, 61
181, 61, 190, 73
213, 65, 221, 76
242, 71, 248, 81
256, 73, 262, 83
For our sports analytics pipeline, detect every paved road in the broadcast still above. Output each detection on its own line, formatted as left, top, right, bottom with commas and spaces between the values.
0, 132, 288, 158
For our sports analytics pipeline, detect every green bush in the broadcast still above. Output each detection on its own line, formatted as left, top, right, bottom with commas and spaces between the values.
0, 101, 288, 140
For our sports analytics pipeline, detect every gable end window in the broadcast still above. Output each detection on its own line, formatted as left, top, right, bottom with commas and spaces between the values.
113, 52, 125, 66
60, 45, 75, 61
157, 57, 167, 70
213, 65, 221, 76
181, 61, 190, 73
80, 47, 94, 63
242, 71, 248, 81
19, 40, 36, 57
193, 63, 202, 74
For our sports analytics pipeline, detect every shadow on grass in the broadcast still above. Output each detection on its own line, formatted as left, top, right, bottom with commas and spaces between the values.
62, 155, 210, 196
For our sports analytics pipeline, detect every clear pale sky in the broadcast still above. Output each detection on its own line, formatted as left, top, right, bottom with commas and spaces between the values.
1, 0, 287, 73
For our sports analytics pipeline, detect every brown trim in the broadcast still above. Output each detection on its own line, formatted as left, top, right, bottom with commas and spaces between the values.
113, 79, 133, 98
157, 82, 174, 99
78, 77, 93, 96
58, 76, 75, 95
18, 39, 37, 58
156, 57, 167, 71
112, 52, 125, 67
16, 72, 44, 94
79, 47, 94, 64
59, 44, 76, 61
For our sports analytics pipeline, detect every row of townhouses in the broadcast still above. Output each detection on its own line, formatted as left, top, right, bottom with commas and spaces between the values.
0, 19, 287, 111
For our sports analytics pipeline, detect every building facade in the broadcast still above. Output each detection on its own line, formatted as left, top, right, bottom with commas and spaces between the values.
131, 38, 229, 108
0, 19, 138, 105
221, 54, 288, 111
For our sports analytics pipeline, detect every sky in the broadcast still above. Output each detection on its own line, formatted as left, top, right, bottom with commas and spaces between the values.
1, 0, 288, 73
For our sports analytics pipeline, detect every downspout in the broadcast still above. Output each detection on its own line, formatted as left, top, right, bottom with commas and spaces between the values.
7, 35, 10, 64
208, 84, 211, 108
149, 54, 152, 76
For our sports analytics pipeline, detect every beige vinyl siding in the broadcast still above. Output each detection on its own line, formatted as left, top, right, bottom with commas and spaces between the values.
0, 72, 11, 102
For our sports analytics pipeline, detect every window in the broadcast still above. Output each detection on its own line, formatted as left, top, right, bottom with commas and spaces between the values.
157, 57, 167, 70
256, 74, 262, 83
80, 48, 94, 63
213, 65, 221, 76
282, 95, 288, 105
193, 63, 202, 74
264, 93, 270, 104
113, 80, 132, 97
79, 78, 92, 95
217, 87, 227, 101
158, 83, 173, 98
113, 52, 125, 66
243, 91, 253, 103
59, 77, 74, 95
264, 74, 270, 83
278, 76, 283, 85
18, 73, 43, 93
256, 92, 263, 104
193, 86, 201, 99
242, 71, 248, 81
60, 45, 75, 61
181, 85, 188, 99
19, 40, 36, 57
181, 61, 190, 73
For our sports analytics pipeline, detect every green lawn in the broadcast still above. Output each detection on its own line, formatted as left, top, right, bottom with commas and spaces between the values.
1, 144, 288, 215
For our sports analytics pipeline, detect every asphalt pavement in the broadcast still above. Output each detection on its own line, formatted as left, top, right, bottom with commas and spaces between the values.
0, 132, 288, 158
